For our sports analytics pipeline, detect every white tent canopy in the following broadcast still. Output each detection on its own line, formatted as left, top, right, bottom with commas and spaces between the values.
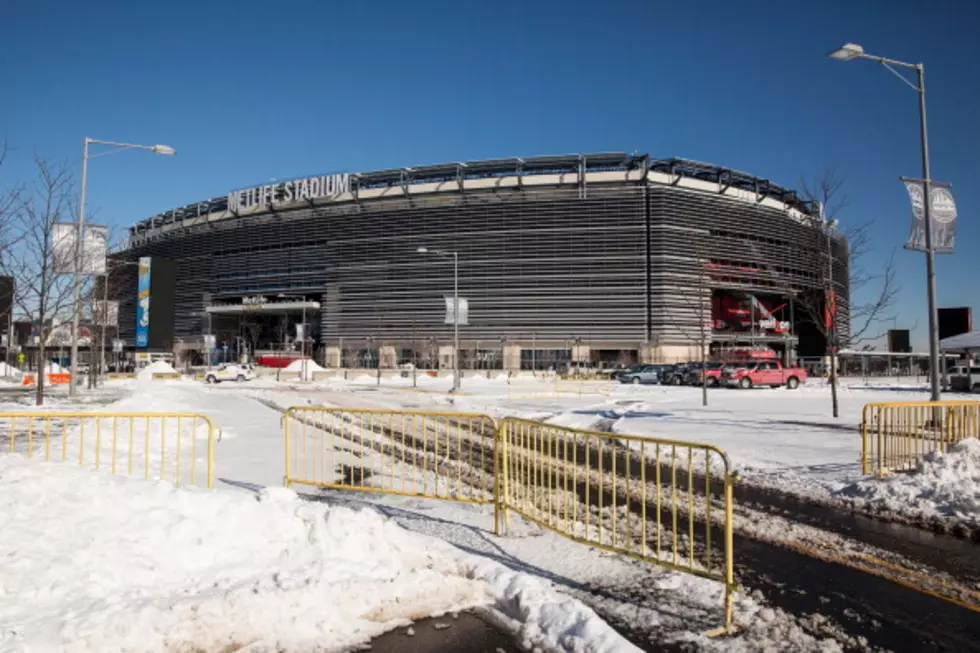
939, 331, 980, 350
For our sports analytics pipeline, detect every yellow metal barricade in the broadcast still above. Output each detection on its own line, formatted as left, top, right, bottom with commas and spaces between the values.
497, 417, 736, 634
282, 407, 501, 527
1, 412, 216, 487
861, 401, 980, 475
279, 406, 737, 634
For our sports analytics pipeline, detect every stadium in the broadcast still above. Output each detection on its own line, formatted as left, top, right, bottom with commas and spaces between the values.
110, 152, 850, 370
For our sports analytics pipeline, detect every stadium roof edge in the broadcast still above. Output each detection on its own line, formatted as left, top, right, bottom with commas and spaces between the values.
129, 152, 817, 236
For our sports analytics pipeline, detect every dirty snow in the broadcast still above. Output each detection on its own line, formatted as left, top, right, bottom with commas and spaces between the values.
834, 438, 980, 529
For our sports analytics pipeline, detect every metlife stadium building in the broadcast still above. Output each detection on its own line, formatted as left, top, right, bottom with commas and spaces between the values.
112, 153, 849, 369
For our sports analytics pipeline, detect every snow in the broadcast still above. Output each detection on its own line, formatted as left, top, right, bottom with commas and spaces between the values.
833, 438, 980, 529
2, 374, 967, 651
136, 360, 178, 380
0, 363, 22, 377
0, 455, 637, 653
283, 358, 324, 373
282, 358, 325, 381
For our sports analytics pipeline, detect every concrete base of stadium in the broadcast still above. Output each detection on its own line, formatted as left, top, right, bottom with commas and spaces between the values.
368, 611, 520, 652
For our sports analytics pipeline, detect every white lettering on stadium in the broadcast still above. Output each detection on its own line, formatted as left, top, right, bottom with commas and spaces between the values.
227, 173, 350, 212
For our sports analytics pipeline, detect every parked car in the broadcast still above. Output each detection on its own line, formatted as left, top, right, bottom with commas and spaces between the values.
683, 362, 725, 387
617, 364, 669, 385
721, 360, 807, 389
659, 364, 691, 386
204, 363, 255, 384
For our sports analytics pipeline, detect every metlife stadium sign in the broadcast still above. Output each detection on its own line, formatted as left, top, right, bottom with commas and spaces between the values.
227, 173, 350, 212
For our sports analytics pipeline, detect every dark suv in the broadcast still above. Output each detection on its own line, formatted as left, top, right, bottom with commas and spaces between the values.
683, 362, 724, 386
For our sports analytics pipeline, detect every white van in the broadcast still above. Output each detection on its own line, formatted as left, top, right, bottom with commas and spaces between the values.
948, 365, 980, 393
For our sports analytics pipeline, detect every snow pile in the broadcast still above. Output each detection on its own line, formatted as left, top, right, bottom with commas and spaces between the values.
283, 358, 324, 381
0, 362, 22, 377
136, 360, 178, 381
43, 362, 64, 373
0, 456, 637, 653
834, 438, 980, 529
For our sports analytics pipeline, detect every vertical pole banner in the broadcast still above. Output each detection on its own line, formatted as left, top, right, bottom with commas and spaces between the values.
903, 180, 957, 253
136, 257, 151, 347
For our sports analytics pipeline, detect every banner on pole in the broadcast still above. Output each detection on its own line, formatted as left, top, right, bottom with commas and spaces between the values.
53, 223, 108, 274
902, 179, 956, 253
444, 296, 469, 325
136, 257, 151, 347
112, 339, 124, 353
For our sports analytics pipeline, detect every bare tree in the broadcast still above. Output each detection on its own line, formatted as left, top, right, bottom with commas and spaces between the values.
799, 168, 899, 418
0, 158, 89, 405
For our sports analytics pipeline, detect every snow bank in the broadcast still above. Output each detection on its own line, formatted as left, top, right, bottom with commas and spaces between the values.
0, 362, 21, 376
282, 359, 324, 381
136, 360, 178, 380
0, 456, 637, 653
283, 358, 324, 373
834, 438, 980, 530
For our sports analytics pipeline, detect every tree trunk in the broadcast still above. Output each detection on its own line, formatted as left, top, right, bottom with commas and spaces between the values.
35, 341, 45, 406
701, 336, 708, 407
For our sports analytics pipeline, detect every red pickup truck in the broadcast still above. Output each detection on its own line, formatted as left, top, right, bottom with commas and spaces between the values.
721, 360, 807, 390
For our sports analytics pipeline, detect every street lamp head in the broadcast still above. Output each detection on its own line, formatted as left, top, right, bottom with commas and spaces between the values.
151, 144, 176, 156
416, 247, 429, 254
828, 43, 865, 62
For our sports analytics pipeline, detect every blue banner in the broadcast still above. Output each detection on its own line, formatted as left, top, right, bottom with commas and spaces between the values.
136, 257, 151, 347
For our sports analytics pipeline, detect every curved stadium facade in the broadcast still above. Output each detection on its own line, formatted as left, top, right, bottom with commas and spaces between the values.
114, 153, 849, 369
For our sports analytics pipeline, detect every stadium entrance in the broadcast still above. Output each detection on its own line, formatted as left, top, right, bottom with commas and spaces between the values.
204, 294, 319, 366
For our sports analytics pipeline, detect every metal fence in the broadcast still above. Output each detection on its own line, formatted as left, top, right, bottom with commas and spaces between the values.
280, 406, 736, 634
282, 407, 501, 524
861, 401, 980, 475
2, 412, 216, 487
498, 417, 736, 633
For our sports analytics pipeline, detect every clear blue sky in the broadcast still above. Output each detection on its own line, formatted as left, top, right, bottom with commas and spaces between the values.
2, 0, 978, 348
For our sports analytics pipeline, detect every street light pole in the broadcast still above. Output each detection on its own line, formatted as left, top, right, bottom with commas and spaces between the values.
827, 43, 942, 401
68, 139, 90, 397
453, 250, 459, 392
915, 64, 942, 402
417, 247, 461, 392
69, 138, 176, 396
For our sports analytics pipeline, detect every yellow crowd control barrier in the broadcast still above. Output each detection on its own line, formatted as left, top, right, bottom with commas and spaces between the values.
498, 417, 736, 635
282, 407, 502, 528
861, 401, 980, 475
280, 406, 736, 634
1, 412, 216, 487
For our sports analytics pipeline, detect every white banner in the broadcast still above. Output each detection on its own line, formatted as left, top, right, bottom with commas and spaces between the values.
52, 223, 75, 273
444, 296, 469, 326
53, 223, 108, 274
903, 180, 956, 253
112, 339, 124, 353
92, 300, 119, 326
295, 324, 306, 342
